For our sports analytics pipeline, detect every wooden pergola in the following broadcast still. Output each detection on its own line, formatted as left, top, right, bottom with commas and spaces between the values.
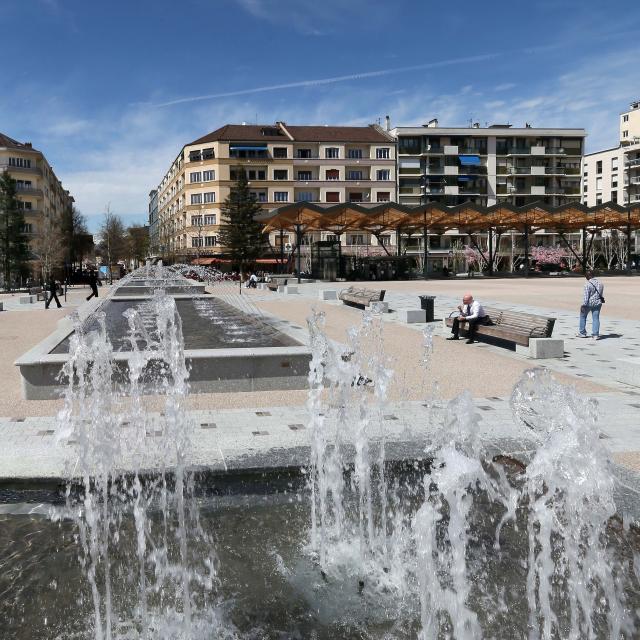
261, 201, 640, 279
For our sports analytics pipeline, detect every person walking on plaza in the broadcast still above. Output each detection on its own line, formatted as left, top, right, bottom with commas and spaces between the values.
86, 269, 100, 301
578, 270, 604, 340
447, 292, 489, 344
44, 276, 61, 309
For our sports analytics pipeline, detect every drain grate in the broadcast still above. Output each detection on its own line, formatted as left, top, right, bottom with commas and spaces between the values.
37, 430, 55, 436
255, 411, 271, 417
252, 430, 269, 436
288, 424, 305, 430
200, 422, 217, 429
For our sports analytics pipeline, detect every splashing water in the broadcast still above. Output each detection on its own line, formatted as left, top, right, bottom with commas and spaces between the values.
52, 291, 231, 639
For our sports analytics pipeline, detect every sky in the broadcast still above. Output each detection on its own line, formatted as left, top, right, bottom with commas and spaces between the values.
1, 0, 639, 232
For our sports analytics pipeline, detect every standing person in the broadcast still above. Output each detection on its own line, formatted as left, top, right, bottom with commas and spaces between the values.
578, 270, 605, 340
447, 292, 490, 344
86, 269, 100, 301
44, 275, 61, 309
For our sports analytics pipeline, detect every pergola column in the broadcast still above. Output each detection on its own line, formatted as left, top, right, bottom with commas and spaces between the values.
279, 228, 284, 274
582, 227, 587, 274
422, 225, 429, 280
488, 227, 494, 276
295, 223, 303, 284
627, 221, 633, 274
523, 225, 530, 278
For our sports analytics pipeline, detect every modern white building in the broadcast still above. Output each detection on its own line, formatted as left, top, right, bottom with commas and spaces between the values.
391, 121, 585, 208
582, 101, 640, 207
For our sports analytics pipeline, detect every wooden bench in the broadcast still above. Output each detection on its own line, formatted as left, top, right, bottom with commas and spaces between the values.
445, 305, 555, 346
267, 277, 288, 291
339, 286, 386, 309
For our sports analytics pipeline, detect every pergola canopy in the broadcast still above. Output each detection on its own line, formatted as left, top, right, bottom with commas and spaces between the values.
260, 202, 640, 235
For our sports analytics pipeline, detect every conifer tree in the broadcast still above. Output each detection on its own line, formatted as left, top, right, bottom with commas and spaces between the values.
0, 172, 30, 290
218, 168, 267, 274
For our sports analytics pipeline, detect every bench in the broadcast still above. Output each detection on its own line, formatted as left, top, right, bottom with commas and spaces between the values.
444, 306, 556, 347
339, 286, 386, 309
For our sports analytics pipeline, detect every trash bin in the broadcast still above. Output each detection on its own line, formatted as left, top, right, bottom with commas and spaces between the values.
419, 295, 436, 322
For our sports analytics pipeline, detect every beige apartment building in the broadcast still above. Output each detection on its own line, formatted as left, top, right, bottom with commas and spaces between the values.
0, 132, 74, 274
154, 122, 396, 260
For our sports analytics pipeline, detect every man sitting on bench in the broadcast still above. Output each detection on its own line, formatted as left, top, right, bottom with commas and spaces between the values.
447, 292, 489, 344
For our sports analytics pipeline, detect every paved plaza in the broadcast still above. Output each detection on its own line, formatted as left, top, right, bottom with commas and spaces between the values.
1, 276, 640, 481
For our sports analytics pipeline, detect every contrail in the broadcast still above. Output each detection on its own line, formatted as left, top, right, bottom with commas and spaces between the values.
153, 52, 501, 108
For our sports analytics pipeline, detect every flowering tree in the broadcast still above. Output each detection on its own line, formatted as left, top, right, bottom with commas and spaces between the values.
463, 245, 483, 270
530, 246, 569, 266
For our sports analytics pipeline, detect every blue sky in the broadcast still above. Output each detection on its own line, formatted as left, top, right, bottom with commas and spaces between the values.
1, 0, 639, 231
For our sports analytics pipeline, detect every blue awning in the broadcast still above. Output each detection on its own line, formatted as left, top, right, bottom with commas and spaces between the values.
459, 155, 481, 165
457, 176, 472, 182
229, 145, 268, 151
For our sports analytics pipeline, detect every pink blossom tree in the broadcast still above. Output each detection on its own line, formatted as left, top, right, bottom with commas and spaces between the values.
530, 246, 569, 266
463, 245, 483, 271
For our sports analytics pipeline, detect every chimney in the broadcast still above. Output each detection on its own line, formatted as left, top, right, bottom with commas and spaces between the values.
385, 115, 391, 131
425, 118, 438, 128
25, 142, 32, 148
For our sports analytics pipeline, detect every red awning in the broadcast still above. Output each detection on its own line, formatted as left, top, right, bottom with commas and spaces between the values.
254, 258, 286, 264
191, 257, 231, 265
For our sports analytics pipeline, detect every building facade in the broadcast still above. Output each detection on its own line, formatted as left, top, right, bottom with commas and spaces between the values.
148, 189, 159, 256
153, 122, 396, 260
0, 132, 75, 274
620, 100, 640, 145
392, 122, 585, 208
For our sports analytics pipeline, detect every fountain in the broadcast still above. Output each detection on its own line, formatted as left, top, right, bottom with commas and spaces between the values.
1, 278, 639, 638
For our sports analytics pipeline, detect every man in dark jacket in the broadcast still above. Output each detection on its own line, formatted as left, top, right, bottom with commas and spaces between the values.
45, 276, 61, 309
86, 269, 100, 301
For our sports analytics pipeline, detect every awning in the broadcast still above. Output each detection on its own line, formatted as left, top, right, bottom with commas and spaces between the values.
229, 145, 268, 151
191, 257, 230, 265
255, 258, 285, 264
459, 155, 481, 165
457, 176, 472, 182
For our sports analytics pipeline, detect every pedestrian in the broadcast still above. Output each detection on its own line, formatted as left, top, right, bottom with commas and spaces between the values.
86, 269, 100, 301
44, 275, 61, 309
577, 270, 604, 340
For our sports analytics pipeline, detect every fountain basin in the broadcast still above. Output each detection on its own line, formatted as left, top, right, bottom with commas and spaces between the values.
15, 295, 311, 399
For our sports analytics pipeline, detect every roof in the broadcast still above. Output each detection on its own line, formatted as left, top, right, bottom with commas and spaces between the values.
187, 122, 393, 146
0, 132, 39, 152
261, 201, 640, 235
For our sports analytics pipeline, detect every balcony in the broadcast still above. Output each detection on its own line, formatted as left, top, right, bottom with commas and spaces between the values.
625, 157, 640, 167
546, 147, 567, 155
443, 145, 458, 155
0, 161, 42, 176
506, 147, 531, 155
15, 185, 43, 197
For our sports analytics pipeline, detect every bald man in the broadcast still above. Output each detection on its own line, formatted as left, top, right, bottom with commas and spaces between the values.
447, 292, 489, 344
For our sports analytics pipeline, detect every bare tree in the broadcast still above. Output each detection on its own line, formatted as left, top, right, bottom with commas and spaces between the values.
32, 214, 65, 282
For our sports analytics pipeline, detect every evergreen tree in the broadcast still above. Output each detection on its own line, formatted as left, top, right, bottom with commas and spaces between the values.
0, 172, 30, 290
218, 168, 267, 273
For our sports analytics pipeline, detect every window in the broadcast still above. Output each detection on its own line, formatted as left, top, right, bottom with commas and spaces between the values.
326, 192, 340, 203
326, 169, 339, 180
189, 150, 202, 162
274, 191, 289, 202
203, 170, 215, 181
611, 158, 618, 171
612, 180, 618, 188
377, 192, 391, 202
191, 215, 203, 226
273, 169, 288, 180
16, 180, 32, 189
612, 192, 618, 204
347, 170, 362, 180
9, 157, 31, 168
296, 191, 315, 202
202, 148, 214, 160
191, 236, 203, 247
623, 114, 629, 122
297, 171, 312, 181
347, 149, 363, 159
347, 234, 365, 245
325, 147, 339, 159
22, 223, 33, 233
376, 169, 390, 181
596, 160, 602, 174
252, 191, 267, 202
376, 147, 390, 159
203, 192, 215, 203
191, 194, 202, 205
583, 184, 588, 192
204, 235, 217, 247
583, 171, 588, 177
596, 196, 603, 205
379, 235, 391, 246
190, 172, 202, 183
596, 177, 602, 190
296, 148, 312, 158
623, 130, 629, 138
349, 192, 363, 202
204, 214, 216, 225
273, 147, 288, 158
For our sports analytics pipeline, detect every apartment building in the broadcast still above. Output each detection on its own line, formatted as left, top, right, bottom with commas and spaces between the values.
583, 102, 640, 208
392, 121, 585, 208
0, 133, 75, 272
148, 189, 159, 255
153, 122, 396, 260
